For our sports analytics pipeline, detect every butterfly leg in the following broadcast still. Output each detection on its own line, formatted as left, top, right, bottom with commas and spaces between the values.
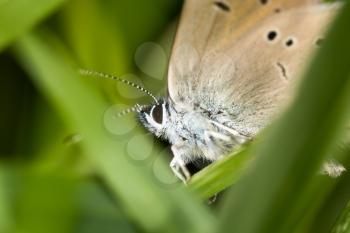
170, 146, 191, 183
170, 158, 188, 184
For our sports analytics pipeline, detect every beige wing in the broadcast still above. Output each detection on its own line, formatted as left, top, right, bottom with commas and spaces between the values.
170, 0, 323, 56
168, 0, 339, 136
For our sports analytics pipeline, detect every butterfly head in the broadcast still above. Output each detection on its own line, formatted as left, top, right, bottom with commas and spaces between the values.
138, 99, 169, 137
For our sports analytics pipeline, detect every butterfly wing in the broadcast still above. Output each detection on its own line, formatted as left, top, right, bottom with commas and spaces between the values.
168, 1, 339, 137
169, 0, 323, 57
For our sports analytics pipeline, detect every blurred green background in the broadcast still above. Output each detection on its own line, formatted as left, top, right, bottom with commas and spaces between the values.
1, 1, 350, 233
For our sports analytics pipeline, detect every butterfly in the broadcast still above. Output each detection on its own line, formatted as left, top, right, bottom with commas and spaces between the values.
136, 0, 341, 183
81, 0, 341, 183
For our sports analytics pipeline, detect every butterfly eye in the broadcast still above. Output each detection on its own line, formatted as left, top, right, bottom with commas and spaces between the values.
260, 0, 268, 5
150, 104, 163, 124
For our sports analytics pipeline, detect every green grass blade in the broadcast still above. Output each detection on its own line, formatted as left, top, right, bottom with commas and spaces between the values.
217, 2, 350, 233
59, 0, 128, 73
189, 147, 253, 199
14, 30, 216, 233
0, 0, 65, 52
76, 181, 136, 233
0, 168, 12, 233
331, 200, 350, 233
304, 143, 350, 233
15, 171, 77, 233
0, 167, 77, 233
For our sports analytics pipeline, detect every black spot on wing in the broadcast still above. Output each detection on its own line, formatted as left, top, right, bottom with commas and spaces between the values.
260, 0, 269, 5
267, 30, 278, 41
214, 1, 230, 12
285, 38, 295, 47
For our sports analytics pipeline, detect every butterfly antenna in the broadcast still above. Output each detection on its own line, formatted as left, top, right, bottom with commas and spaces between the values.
79, 69, 158, 104
115, 104, 146, 117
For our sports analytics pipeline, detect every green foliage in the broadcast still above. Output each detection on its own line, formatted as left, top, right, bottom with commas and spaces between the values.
0, 1, 349, 233
0, 0, 66, 52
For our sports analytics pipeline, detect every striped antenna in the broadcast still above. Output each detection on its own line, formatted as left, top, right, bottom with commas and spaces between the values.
79, 69, 158, 104
115, 104, 146, 117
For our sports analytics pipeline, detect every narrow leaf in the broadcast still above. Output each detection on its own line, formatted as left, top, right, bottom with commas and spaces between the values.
218, 2, 350, 233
